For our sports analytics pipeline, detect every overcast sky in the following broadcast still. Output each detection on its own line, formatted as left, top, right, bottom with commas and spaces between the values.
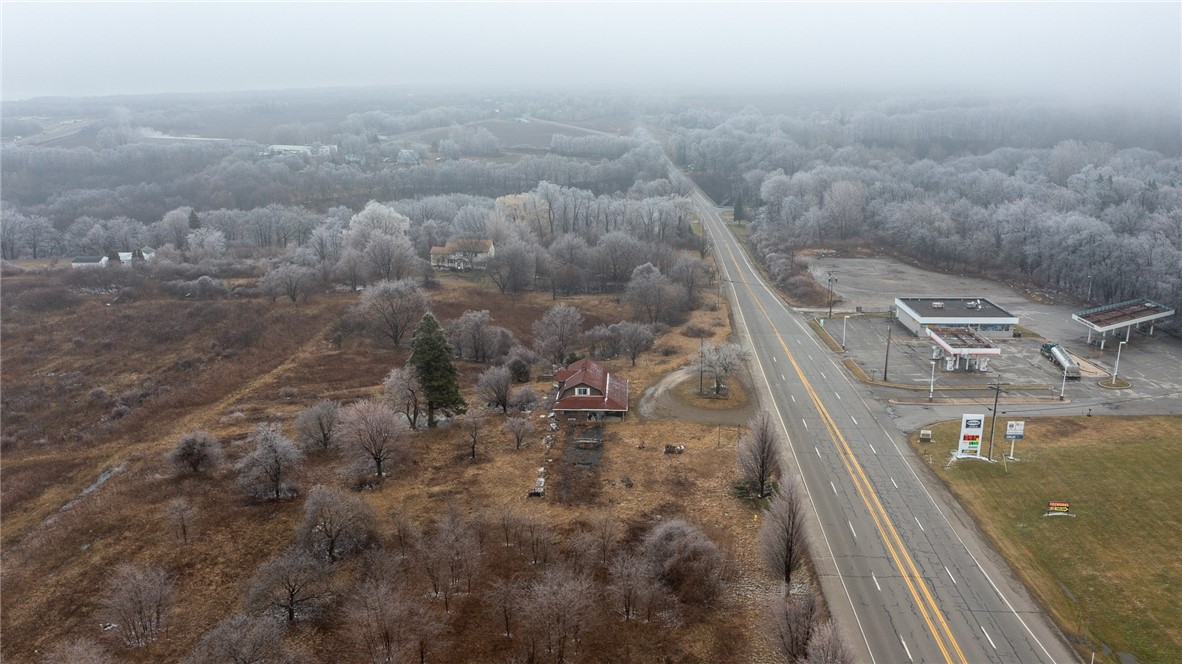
3, 2, 1179, 106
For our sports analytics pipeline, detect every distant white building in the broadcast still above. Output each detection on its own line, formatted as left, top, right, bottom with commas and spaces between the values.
72, 255, 108, 268
396, 149, 421, 165
267, 144, 336, 157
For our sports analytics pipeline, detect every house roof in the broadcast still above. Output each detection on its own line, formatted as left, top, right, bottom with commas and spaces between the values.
553, 359, 629, 412
430, 239, 493, 256
72, 256, 105, 263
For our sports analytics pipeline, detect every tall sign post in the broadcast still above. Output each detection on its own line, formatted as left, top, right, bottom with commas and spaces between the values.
958, 414, 984, 459
1005, 420, 1025, 461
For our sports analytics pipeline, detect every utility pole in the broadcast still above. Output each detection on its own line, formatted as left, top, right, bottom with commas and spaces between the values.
827, 270, 837, 319
699, 337, 705, 394
987, 375, 1005, 461
883, 309, 894, 382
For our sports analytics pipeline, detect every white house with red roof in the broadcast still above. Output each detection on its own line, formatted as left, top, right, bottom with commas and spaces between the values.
551, 359, 629, 420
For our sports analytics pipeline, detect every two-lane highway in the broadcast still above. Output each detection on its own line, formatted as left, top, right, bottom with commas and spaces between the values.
690, 186, 1076, 663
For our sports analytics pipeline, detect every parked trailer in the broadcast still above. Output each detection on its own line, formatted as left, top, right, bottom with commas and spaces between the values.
1040, 342, 1081, 380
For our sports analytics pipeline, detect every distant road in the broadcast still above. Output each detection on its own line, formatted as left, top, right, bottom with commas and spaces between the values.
12, 119, 97, 147
689, 185, 1078, 664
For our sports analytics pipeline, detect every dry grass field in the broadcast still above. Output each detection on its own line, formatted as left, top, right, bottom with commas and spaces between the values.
1, 269, 789, 663
911, 416, 1182, 664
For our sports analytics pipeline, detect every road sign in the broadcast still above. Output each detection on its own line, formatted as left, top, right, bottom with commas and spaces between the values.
958, 414, 984, 457
1005, 420, 1025, 440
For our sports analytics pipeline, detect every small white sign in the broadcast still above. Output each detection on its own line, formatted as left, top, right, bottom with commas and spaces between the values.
1005, 420, 1025, 440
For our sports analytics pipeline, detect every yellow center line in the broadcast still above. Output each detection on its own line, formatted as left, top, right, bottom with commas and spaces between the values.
709, 211, 967, 664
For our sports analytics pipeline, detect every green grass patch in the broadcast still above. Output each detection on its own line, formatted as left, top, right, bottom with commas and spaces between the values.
911, 416, 1182, 663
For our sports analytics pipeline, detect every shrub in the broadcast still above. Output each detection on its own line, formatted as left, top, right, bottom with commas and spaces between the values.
643, 519, 725, 605
167, 430, 224, 474
12, 287, 78, 312
99, 563, 174, 647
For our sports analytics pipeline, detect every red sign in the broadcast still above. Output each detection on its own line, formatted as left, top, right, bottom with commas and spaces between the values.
1047, 502, 1070, 513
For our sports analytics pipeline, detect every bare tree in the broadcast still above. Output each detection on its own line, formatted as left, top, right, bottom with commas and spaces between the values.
477, 365, 513, 413
261, 263, 316, 304
236, 424, 303, 501
247, 548, 332, 624
760, 479, 810, 589
345, 578, 424, 664
766, 584, 818, 662
100, 563, 175, 647
521, 515, 555, 566
497, 504, 525, 547
458, 408, 486, 460
532, 303, 584, 367
167, 430, 223, 474
340, 400, 407, 477
363, 279, 430, 346
182, 613, 286, 664
335, 247, 369, 291
363, 232, 417, 281
802, 621, 854, 664
41, 637, 114, 664
383, 366, 423, 430
699, 341, 749, 395
525, 566, 596, 662
623, 263, 686, 324
643, 519, 724, 605
612, 321, 655, 366
607, 551, 649, 621
592, 511, 621, 565
486, 577, 527, 638
739, 408, 781, 498
502, 417, 534, 450
298, 485, 377, 562
296, 400, 340, 452
163, 497, 197, 544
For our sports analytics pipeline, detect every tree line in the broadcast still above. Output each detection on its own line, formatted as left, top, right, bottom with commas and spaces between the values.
665, 103, 1182, 320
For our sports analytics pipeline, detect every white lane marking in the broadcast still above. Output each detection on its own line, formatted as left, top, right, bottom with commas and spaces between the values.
914, 517, 925, 532
851, 416, 858, 425
835, 392, 842, 400
773, 356, 777, 362
790, 394, 796, 403
830, 481, 837, 495
814, 446, 820, 457
869, 443, 877, 454
900, 637, 913, 662
848, 521, 857, 538
871, 571, 881, 591
891, 476, 898, 489
802, 419, 808, 429
982, 625, 997, 650
808, 354, 814, 361
781, 374, 786, 381
821, 372, 827, 379
945, 566, 957, 585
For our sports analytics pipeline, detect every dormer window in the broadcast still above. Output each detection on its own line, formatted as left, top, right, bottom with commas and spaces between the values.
575, 387, 591, 396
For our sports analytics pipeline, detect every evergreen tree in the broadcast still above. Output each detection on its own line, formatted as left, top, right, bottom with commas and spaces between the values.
733, 194, 745, 223
409, 313, 466, 427
189, 209, 201, 230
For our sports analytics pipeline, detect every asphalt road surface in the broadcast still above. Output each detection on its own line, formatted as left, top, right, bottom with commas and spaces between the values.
690, 186, 1078, 664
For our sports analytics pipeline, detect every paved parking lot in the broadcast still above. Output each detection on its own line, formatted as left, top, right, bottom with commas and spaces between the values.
807, 257, 1182, 427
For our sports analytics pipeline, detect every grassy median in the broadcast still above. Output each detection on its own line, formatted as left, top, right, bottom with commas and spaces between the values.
911, 416, 1182, 664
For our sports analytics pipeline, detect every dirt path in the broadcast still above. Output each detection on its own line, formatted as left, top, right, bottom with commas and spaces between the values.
638, 365, 758, 425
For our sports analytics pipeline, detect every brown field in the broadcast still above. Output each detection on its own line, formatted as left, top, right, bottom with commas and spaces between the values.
1, 269, 790, 663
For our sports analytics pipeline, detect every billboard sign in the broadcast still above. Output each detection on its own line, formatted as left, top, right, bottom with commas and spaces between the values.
1006, 421, 1025, 440
958, 414, 984, 457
